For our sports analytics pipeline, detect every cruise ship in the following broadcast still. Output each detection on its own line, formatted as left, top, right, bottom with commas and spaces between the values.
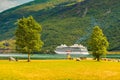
54, 44, 89, 54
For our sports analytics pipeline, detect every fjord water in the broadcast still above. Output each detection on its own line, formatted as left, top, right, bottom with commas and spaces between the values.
0, 53, 120, 59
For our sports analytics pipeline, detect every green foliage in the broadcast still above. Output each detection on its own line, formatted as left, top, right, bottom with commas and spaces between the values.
0, 42, 5, 49
89, 26, 109, 61
15, 16, 43, 61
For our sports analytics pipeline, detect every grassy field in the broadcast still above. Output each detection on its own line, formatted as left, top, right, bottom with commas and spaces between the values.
108, 51, 120, 54
0, 60, 120, 80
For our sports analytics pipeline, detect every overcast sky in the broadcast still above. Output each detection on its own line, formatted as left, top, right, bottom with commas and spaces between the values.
0, 0, 34, 13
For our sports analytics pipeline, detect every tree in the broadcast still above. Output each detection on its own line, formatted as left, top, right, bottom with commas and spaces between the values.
15, 16, 43, 62
89, 26, 109, 61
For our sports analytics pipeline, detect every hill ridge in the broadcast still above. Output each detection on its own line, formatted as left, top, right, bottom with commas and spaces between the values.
0, 0, 120, 53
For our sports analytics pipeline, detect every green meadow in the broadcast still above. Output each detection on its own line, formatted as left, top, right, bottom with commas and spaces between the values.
0, 60, 120, 80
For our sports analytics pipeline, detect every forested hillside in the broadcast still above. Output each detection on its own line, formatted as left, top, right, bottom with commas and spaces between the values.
0, 0, 120, 53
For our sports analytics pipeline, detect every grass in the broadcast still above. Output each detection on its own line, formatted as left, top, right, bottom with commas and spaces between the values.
108, 51, 120, 54
0, 60, 120, 80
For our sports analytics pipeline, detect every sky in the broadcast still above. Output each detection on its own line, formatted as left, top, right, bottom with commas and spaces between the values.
0, 0, 34, 13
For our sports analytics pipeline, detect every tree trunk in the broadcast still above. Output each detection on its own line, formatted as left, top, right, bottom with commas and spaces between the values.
96, 56, 100, 61
28, 52, 30, 62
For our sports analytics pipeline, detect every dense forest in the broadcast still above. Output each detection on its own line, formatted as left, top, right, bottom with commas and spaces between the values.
0, 0, 120, 53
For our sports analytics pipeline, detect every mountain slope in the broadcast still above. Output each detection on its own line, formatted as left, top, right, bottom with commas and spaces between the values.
0, 0, 120, 53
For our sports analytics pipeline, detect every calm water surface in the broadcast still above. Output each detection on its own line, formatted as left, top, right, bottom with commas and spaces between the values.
0, 53, 120, 59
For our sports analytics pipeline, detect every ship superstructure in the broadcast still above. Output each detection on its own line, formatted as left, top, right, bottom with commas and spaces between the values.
55, 44, 89, 54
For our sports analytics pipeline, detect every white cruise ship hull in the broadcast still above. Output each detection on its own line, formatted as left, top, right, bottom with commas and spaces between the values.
55, 51, 89, 55
55, 44, 89, 55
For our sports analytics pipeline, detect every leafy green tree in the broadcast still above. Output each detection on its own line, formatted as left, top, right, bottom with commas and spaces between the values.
15, 16, 43, 62
89, 26, 109, 61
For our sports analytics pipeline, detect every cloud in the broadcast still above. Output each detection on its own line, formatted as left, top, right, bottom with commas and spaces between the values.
0, 0, 34, 12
